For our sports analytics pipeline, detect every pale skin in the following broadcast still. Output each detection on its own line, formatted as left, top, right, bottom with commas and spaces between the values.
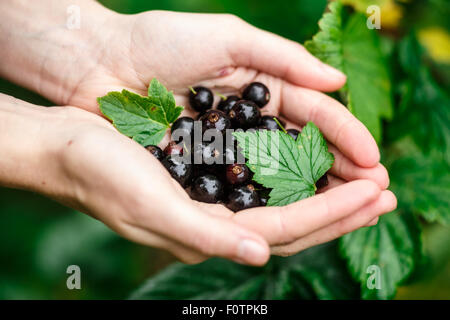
0, 0, 396, 266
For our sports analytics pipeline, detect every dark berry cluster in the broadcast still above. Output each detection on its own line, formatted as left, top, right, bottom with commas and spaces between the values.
145, 82, 328, 212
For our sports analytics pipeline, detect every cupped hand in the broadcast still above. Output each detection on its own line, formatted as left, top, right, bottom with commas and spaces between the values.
40, 10, 396, 264
40, 105, 394, 266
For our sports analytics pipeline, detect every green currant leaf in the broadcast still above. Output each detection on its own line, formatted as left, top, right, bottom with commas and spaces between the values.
296, 121, 335, 184
148, 78, 184, 124
266, 180, 315, 207
388, 34, 450, 165
129, 242, 359, 300
98, 79, 184, 146
339, 211, 423, 299
305, 0, 393, 143
233, 122, 334, 206
303, 0, 344, 71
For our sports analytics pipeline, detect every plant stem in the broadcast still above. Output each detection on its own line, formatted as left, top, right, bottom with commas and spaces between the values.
216, 93, 227, 100
273, 117, 287, 134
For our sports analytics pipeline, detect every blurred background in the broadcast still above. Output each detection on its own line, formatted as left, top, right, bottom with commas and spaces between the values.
0, 0, 449, 299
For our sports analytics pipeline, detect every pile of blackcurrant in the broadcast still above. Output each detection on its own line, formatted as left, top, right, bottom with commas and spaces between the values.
146, 82, 328, 212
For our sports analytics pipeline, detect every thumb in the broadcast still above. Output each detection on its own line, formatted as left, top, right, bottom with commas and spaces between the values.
227, 17, 346, 91
156, 200, 270, 266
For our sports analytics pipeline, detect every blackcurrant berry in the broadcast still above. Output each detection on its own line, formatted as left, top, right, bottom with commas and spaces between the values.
228, 100, 261, 129
189, 86, 213, 112
259, 115, 285, 131
164, 141, 184, 156
259, 195, 268, 206
161, 156, 193, 187
199, 110, 231, 135
191, 164, 224, 182
226, 163, 250, 185
286, 128, 301, 141
242, 82, 270, 108
316, 174, 329, 189
171, 117, 194, 143
190, 174, 224, 203
217, 95, 240, 114
146, 145, 164, 161
227, 185, 261, 212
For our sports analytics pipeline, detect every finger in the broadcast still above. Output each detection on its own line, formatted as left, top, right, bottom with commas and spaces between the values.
233, 180, 380, 245
281, 118, 303, 132
146, 200, 270, 266
195, 201, 235, 218
228, 18, 346, 91
328, 144, 390, 189
281, 84, 380, 167
271, 190, 397, 256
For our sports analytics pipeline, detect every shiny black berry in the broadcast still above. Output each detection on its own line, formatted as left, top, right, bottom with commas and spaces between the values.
316, 174, 329, 189
164, 141, 184, 156
161, 156, 193, 187
228, 100, 261, 129
242, 82, 270, 108
259, 195, 268, 206
190, 174, 224, 203
171, 117, 194, 144
227, 185, 261, 212
287, 129, 301, 141
189, 86, 213, 112
226, 163, 250, 185
199, 110, 231, 135
259, 115, 285, 130
217, 95, 240, 114
146, 145, 164, 161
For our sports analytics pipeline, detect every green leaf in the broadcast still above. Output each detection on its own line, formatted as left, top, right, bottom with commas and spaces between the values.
339, 211, 422, 299
304, 0, 344, 71
129, 242, 359, 300
305, 1, 393, 143
148, 78, 184, 124
129, 259, 265, 300
389, 152, 450, 226
342, 14, 393, 140
233, 122, 334, 206
388, 34, 450, 165
296, 121, 335, 184
98, 79, 184, 146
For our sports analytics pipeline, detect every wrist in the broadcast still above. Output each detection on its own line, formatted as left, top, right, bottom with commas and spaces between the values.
0, 95, 88, 210
0, 96, 58, 191
0, 0, 119, 105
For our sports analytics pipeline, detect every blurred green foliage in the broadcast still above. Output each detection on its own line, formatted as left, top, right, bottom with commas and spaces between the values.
99, 0, 327, 43
1, 0, 449, 299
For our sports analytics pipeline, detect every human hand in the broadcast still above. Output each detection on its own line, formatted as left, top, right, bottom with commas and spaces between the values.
60, 10, 395, 256
0, 95, 395, 265
0, 6, 397, 264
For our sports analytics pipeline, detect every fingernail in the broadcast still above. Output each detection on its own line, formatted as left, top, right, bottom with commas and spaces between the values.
320, 62, 346, 79
366, 217, 379, 227
237, 239, 268, 265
